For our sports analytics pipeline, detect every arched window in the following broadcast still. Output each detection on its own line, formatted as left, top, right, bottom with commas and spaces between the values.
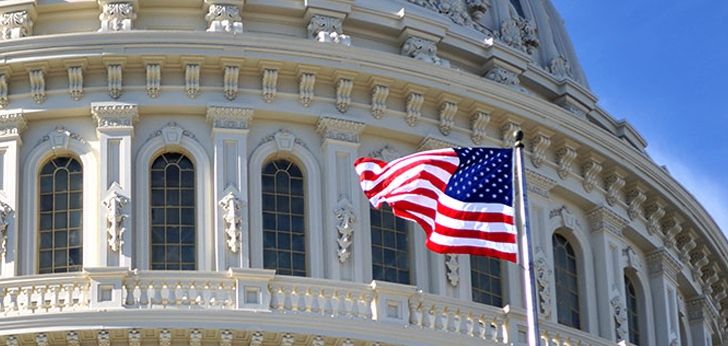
625, 275, 641, 345
262, 159, 306, 276
150, 153, 196, 270
370, 204, 410, 284
553, 233, 580, 329
39, 157, 83, 273
471, 256, 503, 307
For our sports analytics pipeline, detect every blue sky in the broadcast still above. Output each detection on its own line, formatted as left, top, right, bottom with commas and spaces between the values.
551, 0, 728, 235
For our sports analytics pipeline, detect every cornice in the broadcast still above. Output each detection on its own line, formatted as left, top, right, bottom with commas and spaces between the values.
0, 109, 26, 138
206, 105, 253, 130
315, 116, 365, 144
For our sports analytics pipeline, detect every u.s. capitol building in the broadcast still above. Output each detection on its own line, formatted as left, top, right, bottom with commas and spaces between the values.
0, 0, 724, 345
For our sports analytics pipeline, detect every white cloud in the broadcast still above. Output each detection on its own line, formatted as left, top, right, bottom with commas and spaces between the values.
648, 147, 728, 238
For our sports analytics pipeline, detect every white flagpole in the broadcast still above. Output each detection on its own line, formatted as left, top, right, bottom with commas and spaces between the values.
514, 130, 541, 345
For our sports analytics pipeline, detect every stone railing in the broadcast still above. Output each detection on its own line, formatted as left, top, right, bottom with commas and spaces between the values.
0, 268, 615, 345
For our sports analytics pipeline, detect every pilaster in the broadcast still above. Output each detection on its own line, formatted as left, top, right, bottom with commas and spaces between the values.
647, 248, 683, 346
587, 205, 627, 342
687, 296, 717, 346
315, 116, 365, 282
0, 109, 25, 277
207, 105, 252, 270
92, 102, 137, 268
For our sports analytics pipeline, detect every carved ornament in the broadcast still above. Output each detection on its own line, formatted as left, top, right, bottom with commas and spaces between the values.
307, 15, 350, 46
219, 190, 244, 253
445, 254, 459, 286
92, 102, 139, 129
401, 37, 450, 67
206, 105, 253, 130
0, 111, 26, 137
98, 2, 135, 32
206, 4, 243, 34
103, 187, 129, 252
334, 196, 356, 263
316, 117, 365, 144
1, 10, 33, 40
534, 247, 553, 318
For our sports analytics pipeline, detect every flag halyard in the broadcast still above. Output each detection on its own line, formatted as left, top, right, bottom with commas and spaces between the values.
355, 147, 518, 263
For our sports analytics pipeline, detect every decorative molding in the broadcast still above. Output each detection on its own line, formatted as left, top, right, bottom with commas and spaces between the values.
316, 116, 365, 143
206, 105, 253, 130
401, 37, 449, 67
647, 248, 682, 280
65, 331, 80, 346
555, 142, 577, 179
307, 15, 350, 46
644, 200, 666, 236
690, 246, 710, 283
219, 190, 244, 253
497, 17, 539, 55
159, 329, 171, 346
661, 214, 683, 248
534, 247, 553, 319
1, 10, 33, 40
6, 336, 17, 346
0, 73, 7, 108
405, 0, 492, 36
336, 78, 353, 113
37, 127, 87, 150
92, 102, 139, 129
102, 186, 129, 253
98, 1, 135, 32
219, 330, 233, 346
371, 84, 389, 119
675, 229, 697, 263
106, 63, 123, 99
550, 205, 581, 231
368, 145, 401, 162
581, 157, 603, 193
588, 205, 627, 238
445, 254, 459, 287
500, 119, 521, 147
250, 331, 264, 346
604, 170, 626, 206
525, 169, 556, 198
438, 101, 457, 135
223, 63, 240, 101
184, 62, 201, 99
417, 136, 456, 152
549, 56, 573, 80
623, 246, 641, 272
298, 72, 315, 107
312, 336, 325, 346
610, 289, 628, 342
205, 4, 243, 34
334, 195, 356, 263
35, 333, 48, 346
262, 68, 278, 103
97, 330, 110, 346
189, 329, 202, 346
529, 132, 551, 168
485, 67, 524, 92
0, 111, 27, 137
626, 184, 647, 220
67, 66, 84, 101
145, 63, 161, 98
281, 333, 295, 346
470, 110, 490, 145
260, 129, 307, 152
128, 329, 141, 346
405, 91, 424, 127
147, 122, 197, 145
0, 199, 12, 256
28, 68, 46, 104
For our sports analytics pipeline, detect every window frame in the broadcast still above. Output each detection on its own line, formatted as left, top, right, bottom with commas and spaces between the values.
369, 204, 413, 285
552, 232, 581, 329
135, 128, 212, 271
469, 255, 504, 307
248, 136, 323, 278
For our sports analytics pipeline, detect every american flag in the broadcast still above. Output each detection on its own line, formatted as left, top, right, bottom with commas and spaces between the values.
354, 147, 517, 262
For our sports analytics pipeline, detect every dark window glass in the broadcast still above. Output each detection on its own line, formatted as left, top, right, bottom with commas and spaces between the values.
553, 233, 580, 329
262, 159, 306, 277
38, 157, 83, 273
626, 275, 641, 345
510, 0, 526, 17
150, 153, 195, 270
371, 204, 410, 284
471, 256, 503, 307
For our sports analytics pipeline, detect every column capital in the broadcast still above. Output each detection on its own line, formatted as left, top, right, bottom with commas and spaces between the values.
647, 248, 682, 281
687, 296, 719, 324
417, 136, 456, 152
206, 105, 253, 131
91, 102, 138, 131
588, 205, 627, 238
0, 109, 26, 140
525, 168, 556, 198
315, 116, 365, 144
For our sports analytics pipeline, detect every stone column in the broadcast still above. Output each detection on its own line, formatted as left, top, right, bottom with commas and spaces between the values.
0, 110, 25, 277
207, 105, 252, 271
315, 116, 365, 282
92, 102, 138, 268
647, 248, 683, 346
687, 296, 717, 346
587, 206, 629, 341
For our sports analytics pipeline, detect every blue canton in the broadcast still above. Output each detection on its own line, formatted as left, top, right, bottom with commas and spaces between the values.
444, 148, 513, 206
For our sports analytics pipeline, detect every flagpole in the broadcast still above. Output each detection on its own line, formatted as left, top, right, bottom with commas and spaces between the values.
514, 130, 541, 345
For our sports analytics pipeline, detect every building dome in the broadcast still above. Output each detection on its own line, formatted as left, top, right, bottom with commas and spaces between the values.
0, 0, 724, 345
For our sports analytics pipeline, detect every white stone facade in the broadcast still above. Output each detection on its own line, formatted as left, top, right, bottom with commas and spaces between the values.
0, 0, 724, 345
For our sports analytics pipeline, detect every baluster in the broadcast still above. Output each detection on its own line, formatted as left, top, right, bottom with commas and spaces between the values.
274, 286, 286, 311
0, 287, 6, 314
465, 313, 475, 336
452, 309, 462, 334
303, 288, 313, 312
330, 290, 341, 317
174, 282, 184, 306
160, 283, 170, 306
344, 292, 354, 318
19, 287, 32, 312
316, 288, 327, 316
355, 294, 366, 319
188, 282, 199, 306
290, 287, 300, 312
478, 315, 488, 340
8, 288, 19, 312
426, 305, 437, 329
137, 282, 147, 306
494, 318, 504, 343
146, 282, 158, 307
440, 307, 451, 332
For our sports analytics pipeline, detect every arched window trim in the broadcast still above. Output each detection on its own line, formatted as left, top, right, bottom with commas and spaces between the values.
22, 128, 98, 275
624, 269, 651, 346
135, 130, 212, 271
249, 133, 323, 278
